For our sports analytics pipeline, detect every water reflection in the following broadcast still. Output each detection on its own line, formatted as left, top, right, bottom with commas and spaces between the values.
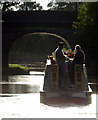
2, 84, 39, 94
2, 71, 44, 94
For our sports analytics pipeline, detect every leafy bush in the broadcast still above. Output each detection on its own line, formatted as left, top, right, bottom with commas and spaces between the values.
9, 64, 30, 75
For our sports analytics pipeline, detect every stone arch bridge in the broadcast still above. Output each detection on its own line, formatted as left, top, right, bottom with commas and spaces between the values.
2, 11, 77, 77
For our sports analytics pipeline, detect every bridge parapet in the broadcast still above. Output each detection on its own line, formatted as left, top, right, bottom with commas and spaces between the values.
2, 11, 77, 27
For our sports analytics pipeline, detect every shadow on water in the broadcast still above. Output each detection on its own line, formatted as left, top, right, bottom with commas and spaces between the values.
42, 97, 92, 107
2, 84, 40, 94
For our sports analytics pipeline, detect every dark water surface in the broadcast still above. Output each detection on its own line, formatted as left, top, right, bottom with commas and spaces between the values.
0, 71, 97, 118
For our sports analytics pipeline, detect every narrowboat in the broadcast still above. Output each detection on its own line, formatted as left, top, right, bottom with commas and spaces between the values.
40, 60, 92, 104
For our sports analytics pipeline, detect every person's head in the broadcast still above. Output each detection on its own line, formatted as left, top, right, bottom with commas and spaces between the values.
58, 42, 64, 49
75, 45, 81, 51
49, 56, 53, 60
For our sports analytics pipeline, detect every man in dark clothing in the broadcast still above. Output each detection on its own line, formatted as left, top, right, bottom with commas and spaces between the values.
56, 42, 71, 89
71, 45, 88, 90
69, 45, 85, 85
56, 42, 66, 65
72, 45, 85, 64
56, 42, 66, 89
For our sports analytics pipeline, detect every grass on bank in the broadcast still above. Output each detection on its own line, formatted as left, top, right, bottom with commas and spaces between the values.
9, 64, 30, 75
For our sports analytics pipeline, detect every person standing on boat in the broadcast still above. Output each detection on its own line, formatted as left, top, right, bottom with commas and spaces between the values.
70, 45, 88, 90
72, 45, 85, 64
55, 42, 71, 89
69, 45, 85, 84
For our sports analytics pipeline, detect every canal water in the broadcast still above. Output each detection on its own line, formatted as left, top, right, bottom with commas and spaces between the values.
0, 71, 97, 119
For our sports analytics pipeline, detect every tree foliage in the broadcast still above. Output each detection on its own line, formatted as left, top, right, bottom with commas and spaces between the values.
0, 2, 19, 11
73, 2, 97, 30
0, 1, 43, 11
72, 2, 97, 49
47, 2, 78, 11
18, 2, 43, 11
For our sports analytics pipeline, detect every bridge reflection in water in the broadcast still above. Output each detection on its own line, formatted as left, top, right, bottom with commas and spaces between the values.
0, 71, 97, 118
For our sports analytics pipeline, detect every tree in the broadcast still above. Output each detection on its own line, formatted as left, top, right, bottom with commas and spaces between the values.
0, 2, 20, 11
18, 2, 43, 11
72, 2, 97, 48
47, 2, 79, 11
0, 1, 43, 11
73, 2, 97, 29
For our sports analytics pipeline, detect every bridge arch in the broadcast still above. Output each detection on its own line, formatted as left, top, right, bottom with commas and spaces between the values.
28, 32, 71, 49
9, 32, 72, 63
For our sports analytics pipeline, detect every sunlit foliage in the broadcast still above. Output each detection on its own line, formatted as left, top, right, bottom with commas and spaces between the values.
0, 1, 43, 11
47, 2, 78, 11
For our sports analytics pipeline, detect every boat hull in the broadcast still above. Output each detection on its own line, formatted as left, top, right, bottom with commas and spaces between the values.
40, 88, 92, 104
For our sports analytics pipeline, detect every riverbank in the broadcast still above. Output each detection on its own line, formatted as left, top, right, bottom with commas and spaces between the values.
9, 64, 30, 75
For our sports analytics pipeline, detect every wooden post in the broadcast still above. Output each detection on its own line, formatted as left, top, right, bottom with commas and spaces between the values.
50, 64, 59, 91
74, 64, 84, 90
